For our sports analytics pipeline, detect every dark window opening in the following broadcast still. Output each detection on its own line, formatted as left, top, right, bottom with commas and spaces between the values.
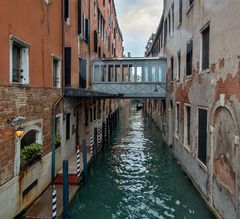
198, 109, 207, 164
170, 57, 174, 81
21, 130, 37, 149
78, 0, 82, 34
66, 113, 71, 140
179, 0, 182, 23
186, 106, 191, 145
64, 0, 69, 21
177, 51, 181, 80
202, 25, 210, 70
186, 39, 193, 75
79, 58, 87, 89
94, 30, 98, 53
65, 47, 71, 87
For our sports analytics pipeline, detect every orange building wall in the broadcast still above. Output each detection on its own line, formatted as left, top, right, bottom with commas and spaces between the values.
0, 0, 62, 87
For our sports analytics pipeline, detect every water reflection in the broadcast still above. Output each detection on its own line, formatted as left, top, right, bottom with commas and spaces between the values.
69, 106, 215, 219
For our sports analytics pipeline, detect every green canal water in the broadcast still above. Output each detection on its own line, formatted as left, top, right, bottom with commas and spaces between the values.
69, 107, 215, 219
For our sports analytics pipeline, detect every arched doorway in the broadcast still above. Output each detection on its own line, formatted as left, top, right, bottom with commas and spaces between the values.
210, 102, 240, 218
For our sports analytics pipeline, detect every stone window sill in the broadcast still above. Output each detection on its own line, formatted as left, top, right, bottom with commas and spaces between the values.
199, 68, 210, 75
197, 158, 208, 172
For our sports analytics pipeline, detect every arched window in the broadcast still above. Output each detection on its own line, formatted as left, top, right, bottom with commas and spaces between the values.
21, 130, 37, 149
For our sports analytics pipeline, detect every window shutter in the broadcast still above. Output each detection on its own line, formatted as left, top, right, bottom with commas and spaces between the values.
79, 59, 87, 88
78, 0, 82, 34
85, 19, 89, 43
94, 30, 98, 53
64, 0, 69, 21
65, 47, 71, 87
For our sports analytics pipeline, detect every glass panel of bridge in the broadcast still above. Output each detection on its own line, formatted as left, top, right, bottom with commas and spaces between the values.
108, 65, 114, 82
129, 65, 135, 82
160, 63, 166, 82
152, 66, 156, 82
137, 66, 142, 82
115, 65, 121, 82
101, 65, 106, 82
122, 65, 128, 82
143, 66, 148, 82
94, 65, 100, 82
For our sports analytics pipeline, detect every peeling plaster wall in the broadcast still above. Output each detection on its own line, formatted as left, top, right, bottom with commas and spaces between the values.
146, 0, 240, 218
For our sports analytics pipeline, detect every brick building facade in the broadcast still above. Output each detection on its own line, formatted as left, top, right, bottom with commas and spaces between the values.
145, 0, 240, 218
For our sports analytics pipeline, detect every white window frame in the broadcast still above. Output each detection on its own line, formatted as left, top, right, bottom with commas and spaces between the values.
175, 102, 180, 138
199, 22, 210, 73
177, 50, 181, 81
184, 103, 191, 149
9, 35, 30, 85
52, 55, 61, 88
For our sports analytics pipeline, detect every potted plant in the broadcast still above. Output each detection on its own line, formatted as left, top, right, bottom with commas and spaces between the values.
20, 143, 43, 170
56, 133, 61, 148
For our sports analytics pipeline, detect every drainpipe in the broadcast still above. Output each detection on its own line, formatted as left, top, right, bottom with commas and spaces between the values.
51, 0, 65, 181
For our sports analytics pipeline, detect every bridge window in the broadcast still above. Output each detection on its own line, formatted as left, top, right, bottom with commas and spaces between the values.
115, 65, 121, 82
143, 66, 148, 82
137, 67, 142, 82
122, 65, 128, 82
108, 65, 114, 82
129, 65, 135, 82
101, 65, 106, 82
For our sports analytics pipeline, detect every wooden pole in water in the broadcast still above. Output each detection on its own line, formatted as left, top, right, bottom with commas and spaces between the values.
63, 160, 69, 219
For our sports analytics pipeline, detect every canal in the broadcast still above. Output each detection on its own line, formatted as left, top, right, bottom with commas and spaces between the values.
69, 106, 215, 219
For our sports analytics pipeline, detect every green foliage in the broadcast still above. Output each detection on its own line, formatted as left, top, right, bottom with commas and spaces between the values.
20, 143, 43, 167
56, 133, 61, 145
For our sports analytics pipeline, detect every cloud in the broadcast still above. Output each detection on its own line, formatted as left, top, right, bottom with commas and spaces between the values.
115, 0, 163, 56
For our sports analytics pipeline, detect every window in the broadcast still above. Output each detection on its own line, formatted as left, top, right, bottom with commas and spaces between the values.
201, 25, 210, 70
168, 12, 171, 37
64, 47, 71, 87
94, 1, 97, 18
184, 105, 191, 146
186, 39, 193, 75
94, 30, 98, 53
177, 51, 181, 80
21, 130, 37, 149
171, 3, 174, 34
85, 18, 89, 43
64, 0, 69, 23
198, 108, 207, 164
103, 0, 105, 6
79, 58, 87, 88
78, 0, 82, 34
179, 0, 182, 23
10, 37, 29, 84
175, 103, 180, 136
164, 19, 167, 46
66, 113, 71, 140
52, 57, 61, 88
170, 57, 174, 81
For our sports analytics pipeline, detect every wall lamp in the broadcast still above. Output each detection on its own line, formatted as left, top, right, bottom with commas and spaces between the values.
7, 116, 26, 138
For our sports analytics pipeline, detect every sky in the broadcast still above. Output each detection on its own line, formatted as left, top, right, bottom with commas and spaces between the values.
115, 0, 163, 57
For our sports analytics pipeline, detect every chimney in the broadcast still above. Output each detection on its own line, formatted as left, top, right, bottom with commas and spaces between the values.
128, 52, 131, 57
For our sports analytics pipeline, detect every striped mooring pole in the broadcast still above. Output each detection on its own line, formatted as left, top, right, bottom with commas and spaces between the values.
52, 185, 57, 219
77, 147, 81, 177
90, 136, 93, 155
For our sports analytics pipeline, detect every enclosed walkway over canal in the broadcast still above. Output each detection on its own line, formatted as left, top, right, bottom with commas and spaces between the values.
92, 57, 167, 99
69, 106, 215, 219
